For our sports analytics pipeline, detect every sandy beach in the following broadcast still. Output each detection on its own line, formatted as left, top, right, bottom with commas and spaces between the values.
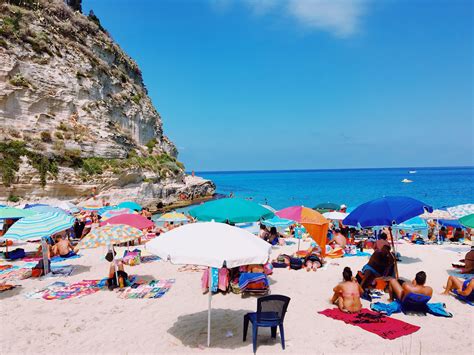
1, 239, 472, 354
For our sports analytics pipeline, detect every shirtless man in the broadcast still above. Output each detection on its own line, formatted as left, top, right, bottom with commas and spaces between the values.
388, 271, 433, 302
332, 267, 363, 313
332, 229, 347, 248
51, 235, 75, 258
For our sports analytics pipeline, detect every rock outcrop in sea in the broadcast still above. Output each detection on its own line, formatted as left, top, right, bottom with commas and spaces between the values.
0, 0, 215, 208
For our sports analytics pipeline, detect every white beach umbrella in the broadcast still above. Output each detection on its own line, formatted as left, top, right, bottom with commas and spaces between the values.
323, 211, 349, 221
147, 221, 271, 346
447, 204, 474, 219
419, 209, 456, 220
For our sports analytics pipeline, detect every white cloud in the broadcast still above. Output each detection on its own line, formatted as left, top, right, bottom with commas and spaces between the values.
287, 0, 368, 37
210, 0, 369, 38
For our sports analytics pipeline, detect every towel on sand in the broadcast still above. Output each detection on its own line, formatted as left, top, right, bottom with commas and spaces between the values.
344, 251, 371, 257
117, 279, 175, 299
25, 279, 107, 300
318, 308, 420, 340
371, 300, 453, 317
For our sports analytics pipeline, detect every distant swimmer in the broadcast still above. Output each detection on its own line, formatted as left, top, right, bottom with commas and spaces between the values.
402, 179, 413, 183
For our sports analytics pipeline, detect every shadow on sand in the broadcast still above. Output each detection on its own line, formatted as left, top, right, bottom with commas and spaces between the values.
399, 256, 422, 264
167, 308, 282, 350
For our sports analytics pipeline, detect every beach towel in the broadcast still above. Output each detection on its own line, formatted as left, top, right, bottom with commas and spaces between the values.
41, 280, 106, 300
0, 265, 16, 274
117, 279, 175, 299
318, 308, 420, 340
238, 273, 268, 290
140, 255, 161, 263
0, 267, 30, 281
51, 254, 81, 263
452, 290, 474, 306
370, 300, 452, 317
344, 251, 371, 257
49, 265, 75, 277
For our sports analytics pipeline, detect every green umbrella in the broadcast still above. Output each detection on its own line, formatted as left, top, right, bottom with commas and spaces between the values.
313, 202, 340, 213
0, 207, 37, 219
189, 198, 274, 223
459, 214, 474, 228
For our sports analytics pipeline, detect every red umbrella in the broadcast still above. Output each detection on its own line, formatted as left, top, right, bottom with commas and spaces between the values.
100, 214, 154, 230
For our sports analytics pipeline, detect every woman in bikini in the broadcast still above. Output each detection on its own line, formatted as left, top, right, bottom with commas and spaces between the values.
332, 267, 363, 313
441, 275, 474, 301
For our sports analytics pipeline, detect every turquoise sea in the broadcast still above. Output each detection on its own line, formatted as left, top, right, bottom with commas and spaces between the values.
197, 167, 474, 210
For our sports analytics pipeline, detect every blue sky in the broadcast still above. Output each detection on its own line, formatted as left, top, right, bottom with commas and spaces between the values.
83, 0, 473, 171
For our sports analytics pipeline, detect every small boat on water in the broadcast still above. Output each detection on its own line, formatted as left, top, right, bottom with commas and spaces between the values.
402, 178, 413, 183
409, 170, 417, 174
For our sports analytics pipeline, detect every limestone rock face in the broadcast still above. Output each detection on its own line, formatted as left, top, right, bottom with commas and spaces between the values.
0, 1, 215, 206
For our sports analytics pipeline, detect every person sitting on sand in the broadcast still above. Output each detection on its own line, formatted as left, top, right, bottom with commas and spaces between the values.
105, 249, 128, 290
331, 267, 363, 313
332, 229, 347, 248
388, 271, 433, 302
267, 227, 285, 246
441, 275, 474, 301
461, 246, 474, 274
359, 245, 395, 290
374, 232, 390, 252
51, 234, 76, 258
258, 224, 269, 240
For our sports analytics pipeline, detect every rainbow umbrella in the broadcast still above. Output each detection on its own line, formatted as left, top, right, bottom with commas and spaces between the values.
157, 211, 189, 223
101, 214, 155, 230
76, 224, 143, 249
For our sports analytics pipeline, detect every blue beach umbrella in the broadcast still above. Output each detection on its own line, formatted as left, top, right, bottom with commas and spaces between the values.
395, 216, 428, 231
27, 205, 69, 215
3, 212, 76, 241
98, 205, 118, 215
343, 196, 433, 228
0, 207, 37, 219
262, 216, 294, 228
117, 201, 142, 211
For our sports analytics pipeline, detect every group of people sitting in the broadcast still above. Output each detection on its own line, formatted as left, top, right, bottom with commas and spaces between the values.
331, 244, 474, 313
258, 224, 287, 246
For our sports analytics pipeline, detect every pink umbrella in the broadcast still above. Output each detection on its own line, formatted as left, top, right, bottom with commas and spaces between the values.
100, 214, 155, 230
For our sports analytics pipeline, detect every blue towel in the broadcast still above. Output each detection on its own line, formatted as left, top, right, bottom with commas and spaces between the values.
452, 290, 474, 306
51, 253, 81, 263
371, 300, 452, 317
344, 251, 371, 257
210, 267, 219, 293
238, 273, 268, 290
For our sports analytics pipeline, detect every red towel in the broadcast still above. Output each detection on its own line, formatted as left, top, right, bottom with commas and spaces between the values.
318, 308, 420, 340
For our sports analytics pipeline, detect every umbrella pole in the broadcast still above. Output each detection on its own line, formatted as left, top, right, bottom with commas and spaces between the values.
388, 227, 399, 279
41, 238, 50, 275
207, 268, 212, 347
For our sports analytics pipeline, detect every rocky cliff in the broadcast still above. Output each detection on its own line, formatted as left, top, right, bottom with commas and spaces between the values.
0, 0, 215, 208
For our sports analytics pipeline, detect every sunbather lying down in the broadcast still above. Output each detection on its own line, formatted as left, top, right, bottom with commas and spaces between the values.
441, 276, 474, 301
331, 267, 363, 313
388, 271, 433, 302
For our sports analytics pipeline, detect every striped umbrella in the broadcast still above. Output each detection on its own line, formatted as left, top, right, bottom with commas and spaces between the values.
0, 207, 38, 219
101, 208, 135, 221
447, 204, 474, 219
27, 205, 70, 215
3, 212, 76, 241
76, 224, 143, 249
157, 211, 189, 223
420, 209, 456, 220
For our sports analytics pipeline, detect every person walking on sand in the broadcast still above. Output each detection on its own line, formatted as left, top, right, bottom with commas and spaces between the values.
332, 267, 363, 313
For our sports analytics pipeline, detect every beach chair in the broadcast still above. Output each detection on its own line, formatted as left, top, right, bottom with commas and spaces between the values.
400, 293, 431, 315
243, 295, 291, 354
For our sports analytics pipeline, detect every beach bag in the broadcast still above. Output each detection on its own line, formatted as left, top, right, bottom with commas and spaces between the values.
123, 250, 141, 266
7, 248, 25, 260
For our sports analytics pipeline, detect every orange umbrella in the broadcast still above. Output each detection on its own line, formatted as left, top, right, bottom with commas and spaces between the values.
276, 206, 329, 254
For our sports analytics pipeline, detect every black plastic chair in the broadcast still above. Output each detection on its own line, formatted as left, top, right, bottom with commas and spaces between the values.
243, 294, 291, 354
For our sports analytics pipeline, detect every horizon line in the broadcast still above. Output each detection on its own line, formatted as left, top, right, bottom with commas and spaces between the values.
190, 165, 474, 174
